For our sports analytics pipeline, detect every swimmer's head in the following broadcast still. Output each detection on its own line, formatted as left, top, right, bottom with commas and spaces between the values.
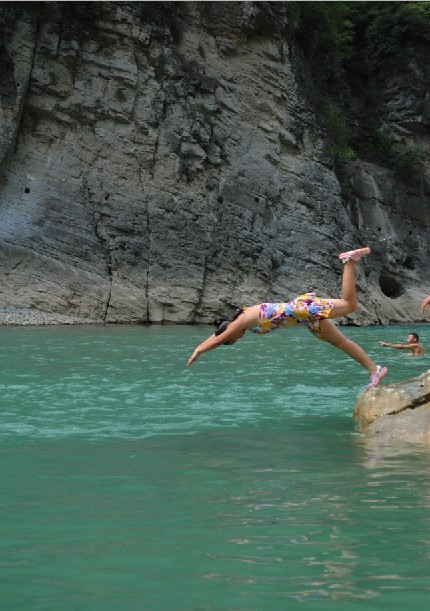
408, 332, 419, 343
214, 318, 230, 337
214, 308, 247, 345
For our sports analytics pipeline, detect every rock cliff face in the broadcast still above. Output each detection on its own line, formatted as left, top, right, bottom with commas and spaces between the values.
0, 2, 429, 324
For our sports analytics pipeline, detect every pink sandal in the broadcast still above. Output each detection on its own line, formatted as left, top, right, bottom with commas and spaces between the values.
366, 365, 388, 391
339, 246, 371, 263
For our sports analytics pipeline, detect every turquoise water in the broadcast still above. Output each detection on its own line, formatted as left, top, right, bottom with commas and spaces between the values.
2, 324, 430, 609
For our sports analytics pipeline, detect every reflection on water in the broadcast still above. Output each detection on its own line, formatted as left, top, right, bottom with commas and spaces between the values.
1, 324, 430, 609
358, 434, 430, 469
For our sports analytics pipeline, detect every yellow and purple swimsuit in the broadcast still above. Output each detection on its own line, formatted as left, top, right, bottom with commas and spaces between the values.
252, 293, 334, 340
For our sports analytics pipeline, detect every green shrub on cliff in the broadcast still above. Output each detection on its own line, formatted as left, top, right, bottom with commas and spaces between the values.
296, 1, 430, 76
361, 1, 430, 69
294, 1, 430, 176
361, 127, 430, 180
294, 1, 353, 90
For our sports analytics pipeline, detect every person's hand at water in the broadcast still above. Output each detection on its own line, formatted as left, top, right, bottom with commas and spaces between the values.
187, 349, 200, 366
187, 319, 248, 367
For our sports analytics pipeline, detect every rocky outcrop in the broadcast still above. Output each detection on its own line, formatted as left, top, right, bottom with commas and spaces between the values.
354, 370, 430, 444
0, 2, 429, 324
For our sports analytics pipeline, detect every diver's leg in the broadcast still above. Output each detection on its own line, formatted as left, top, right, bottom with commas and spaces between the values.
319, 319, 375, 372
329, 247, 370, 319
318, 320, 388, 389
328, 259, 358, 318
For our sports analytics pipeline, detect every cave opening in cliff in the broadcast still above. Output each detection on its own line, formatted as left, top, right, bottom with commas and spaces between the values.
403, 255, 415, 270
379, 272, 404, 298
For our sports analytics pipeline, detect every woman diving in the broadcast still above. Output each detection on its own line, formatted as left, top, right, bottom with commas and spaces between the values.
187, 247, 387, 391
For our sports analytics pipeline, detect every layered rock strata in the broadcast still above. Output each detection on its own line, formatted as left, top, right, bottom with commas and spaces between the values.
0, 2, 429, 324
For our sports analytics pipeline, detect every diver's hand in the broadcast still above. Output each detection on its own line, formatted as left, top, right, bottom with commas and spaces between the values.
187, 350, 200, 366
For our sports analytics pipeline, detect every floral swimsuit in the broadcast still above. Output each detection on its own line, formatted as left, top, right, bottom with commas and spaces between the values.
252, 293, 334, 340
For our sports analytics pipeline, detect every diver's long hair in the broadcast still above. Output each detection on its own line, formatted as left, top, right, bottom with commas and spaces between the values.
214, 307, 246, 336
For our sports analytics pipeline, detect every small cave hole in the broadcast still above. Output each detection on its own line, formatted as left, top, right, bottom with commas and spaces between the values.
25, 187, 30, 193
379, 272, 404, 298
403, 255, 415, 270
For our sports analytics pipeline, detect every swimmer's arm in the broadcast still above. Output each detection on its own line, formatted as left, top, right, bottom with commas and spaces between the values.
379, 342, 414, 350
187, 319, 246, 366
187, 332, 222, 366
187, 310, 256, 366
421, 296, 430, 315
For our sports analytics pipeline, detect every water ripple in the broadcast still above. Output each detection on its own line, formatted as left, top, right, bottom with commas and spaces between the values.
1, 324, 429, 441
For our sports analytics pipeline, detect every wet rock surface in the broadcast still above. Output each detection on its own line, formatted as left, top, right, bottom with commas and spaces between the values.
354, 370, 430, 444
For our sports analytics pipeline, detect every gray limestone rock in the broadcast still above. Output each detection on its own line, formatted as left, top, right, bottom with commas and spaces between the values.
0, 2, 429, 325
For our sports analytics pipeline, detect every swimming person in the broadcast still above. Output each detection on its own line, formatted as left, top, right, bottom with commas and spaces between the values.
379, 333, 424, 356
187, 247, 388, 390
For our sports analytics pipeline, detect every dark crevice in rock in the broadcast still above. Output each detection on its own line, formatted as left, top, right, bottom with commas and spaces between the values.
0, 16, 37, 178
102, 249, 114, 322
403, 255, 415, 270
379, 272, 404, 298
193, 255, 207, 323
86, 181, 113, 322
145, 200, 151, 324
383, 391, 430, 419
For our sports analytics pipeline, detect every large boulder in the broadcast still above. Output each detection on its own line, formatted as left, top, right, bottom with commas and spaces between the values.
354, 370, 430, 444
